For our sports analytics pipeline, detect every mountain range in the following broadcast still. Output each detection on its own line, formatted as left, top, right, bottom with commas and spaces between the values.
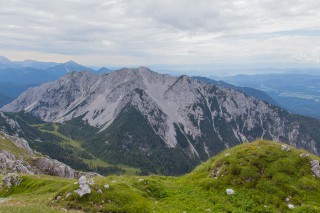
0, 56, 100, 108
2, 67, 320, 175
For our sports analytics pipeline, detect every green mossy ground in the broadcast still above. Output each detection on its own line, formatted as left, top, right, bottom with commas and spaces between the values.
0, 140, 319, 212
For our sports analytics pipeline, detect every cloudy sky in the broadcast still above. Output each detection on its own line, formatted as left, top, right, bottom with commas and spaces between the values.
0, 0, 320, 75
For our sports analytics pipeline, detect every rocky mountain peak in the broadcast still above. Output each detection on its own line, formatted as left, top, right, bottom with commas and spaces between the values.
2, 68, 320, 164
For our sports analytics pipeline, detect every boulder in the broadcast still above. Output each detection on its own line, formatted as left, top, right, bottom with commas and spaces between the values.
74, 176, 91, 197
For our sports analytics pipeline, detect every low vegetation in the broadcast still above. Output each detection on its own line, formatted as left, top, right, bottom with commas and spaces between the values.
0, 140, 319, 212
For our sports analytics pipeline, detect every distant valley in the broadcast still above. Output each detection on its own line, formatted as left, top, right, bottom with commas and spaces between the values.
221, 73, 320, 119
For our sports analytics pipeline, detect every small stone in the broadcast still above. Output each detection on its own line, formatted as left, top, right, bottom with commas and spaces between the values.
88, 178, 94, 185
288, 204, 295, 209
285, 197, 290, 202
61, 208, 68, 212
226, 189, 235, 195
56, 195, 61, 200
206, 208, 211, 212
225, 153, 230, 157
97, 189, 103, 194
66, 193, 71, 198
138, 179, 144, 182
111, 180, 116, 183
74, 182, 78, 185
281, 145, 290, 151
104, 184, 110, 189
299, 153, 310, 158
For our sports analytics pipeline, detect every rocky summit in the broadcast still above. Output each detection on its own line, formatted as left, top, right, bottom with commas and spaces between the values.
2, 67, 320, 175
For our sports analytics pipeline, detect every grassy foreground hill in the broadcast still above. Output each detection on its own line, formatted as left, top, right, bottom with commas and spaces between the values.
0, 140, 319, 212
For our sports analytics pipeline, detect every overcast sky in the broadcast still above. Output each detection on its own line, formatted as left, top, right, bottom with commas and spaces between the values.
0, 0, 320, 75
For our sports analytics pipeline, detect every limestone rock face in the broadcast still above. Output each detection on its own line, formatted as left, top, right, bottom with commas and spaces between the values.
34, 157, 75, 178
0, 150, 33, 174
0, 131, 81, 178
2, 173, 22, 189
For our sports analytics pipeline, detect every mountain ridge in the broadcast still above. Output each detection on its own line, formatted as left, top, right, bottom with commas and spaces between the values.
2, 67, 320, 174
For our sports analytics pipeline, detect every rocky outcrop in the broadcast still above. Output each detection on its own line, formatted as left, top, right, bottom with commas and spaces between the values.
34, 157, 75, 178
310, 160, 320, 178
0, 150, 34, 175
1, 173, 22, 189
0, 131, 95, 178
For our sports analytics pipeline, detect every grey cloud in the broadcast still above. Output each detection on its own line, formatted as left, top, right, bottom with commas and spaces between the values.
0, 0, 319, 66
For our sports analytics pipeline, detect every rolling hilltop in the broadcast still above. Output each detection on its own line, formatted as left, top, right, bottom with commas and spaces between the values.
0, 140, 319, 212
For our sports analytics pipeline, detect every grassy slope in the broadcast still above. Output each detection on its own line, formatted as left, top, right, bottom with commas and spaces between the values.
8, 112, 140, 175
1, 140, 319, 213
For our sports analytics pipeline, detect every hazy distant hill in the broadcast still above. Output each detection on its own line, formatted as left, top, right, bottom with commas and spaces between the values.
222, 73, 320, 119
193, 76, 279, 106
0, 56, 102, 106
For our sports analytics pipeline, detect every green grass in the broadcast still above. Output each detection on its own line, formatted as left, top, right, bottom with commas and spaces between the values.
1, 140, 319, 212
31, 122, 141, 175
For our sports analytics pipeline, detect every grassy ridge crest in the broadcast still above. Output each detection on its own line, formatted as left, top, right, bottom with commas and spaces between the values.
0, 140, 319, 212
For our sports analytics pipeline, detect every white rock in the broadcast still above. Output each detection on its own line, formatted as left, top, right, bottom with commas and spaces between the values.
288, 204, 295, 209
75, 184, 91, 197
299, 153, 310, 158
104, 184, 110, 189
88, 178, 94, 185
78, 176, 87, 185
225, 153, 230, 157
281, 145, 290, 151
226, 189, 235, 195
310, 160, 320, 178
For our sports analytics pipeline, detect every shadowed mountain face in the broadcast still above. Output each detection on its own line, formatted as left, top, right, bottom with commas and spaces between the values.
2, 67, 320, 175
